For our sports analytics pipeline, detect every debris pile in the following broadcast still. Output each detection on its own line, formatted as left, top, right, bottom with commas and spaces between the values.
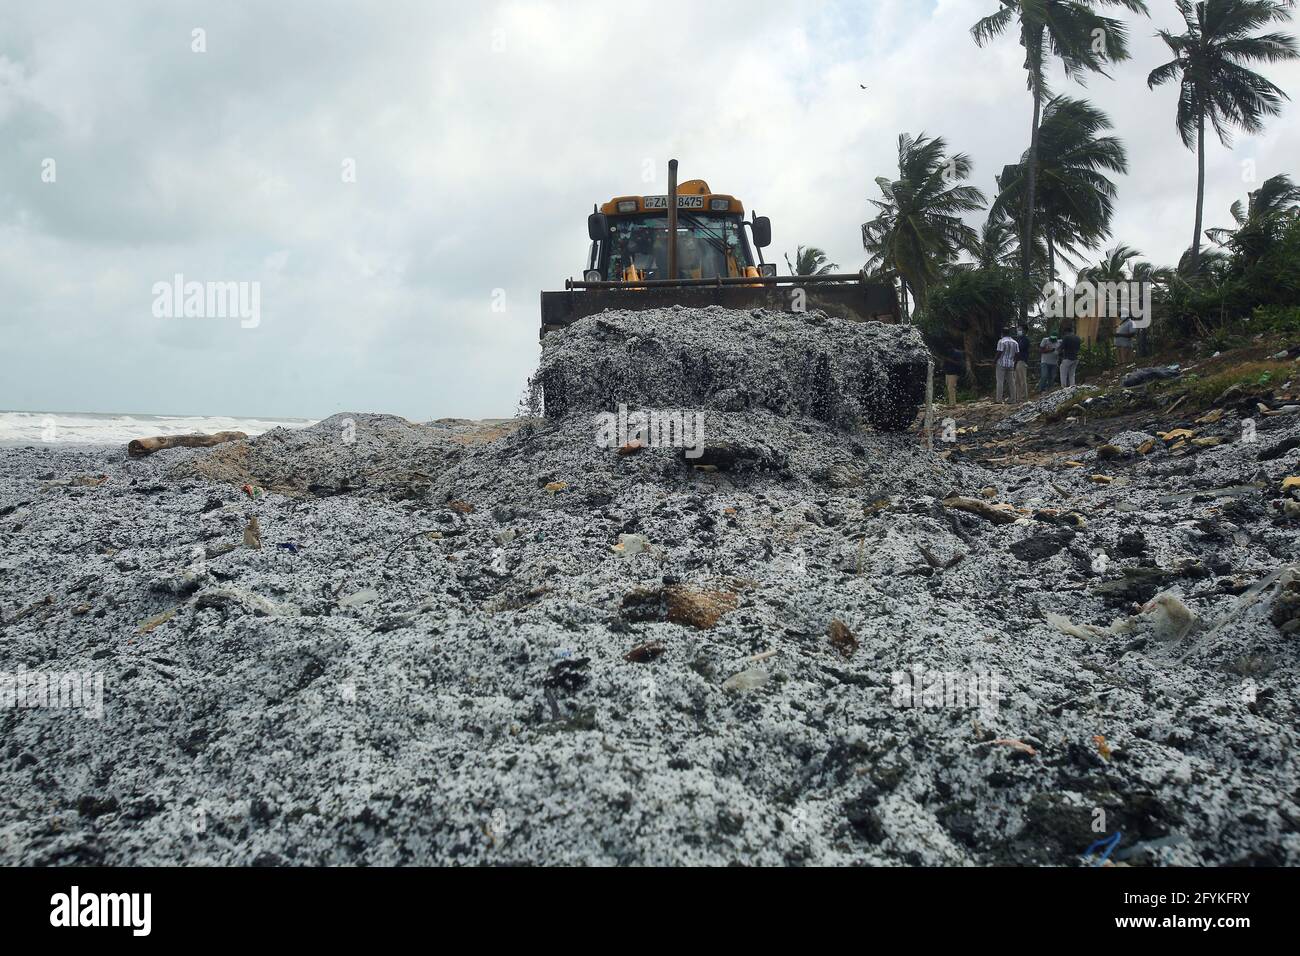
1, 311, 1299, 866
533, 307, 932, 431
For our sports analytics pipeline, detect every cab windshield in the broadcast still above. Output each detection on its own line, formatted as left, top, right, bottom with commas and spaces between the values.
603, 213, 753, 281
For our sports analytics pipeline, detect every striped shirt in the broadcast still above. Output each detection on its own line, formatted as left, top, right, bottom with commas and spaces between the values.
996, 336, 1019, 369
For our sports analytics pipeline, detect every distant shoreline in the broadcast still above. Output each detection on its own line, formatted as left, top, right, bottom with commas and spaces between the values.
0, 410, 315, 446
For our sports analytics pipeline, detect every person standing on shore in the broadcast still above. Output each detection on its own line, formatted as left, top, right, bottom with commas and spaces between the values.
1059, 325, 1082, 387
1038, 330, 1060, 392
1013, 325, 1031, 403
1115, 316, 1136, 366
995, 328, 1018, 404
941, 345, 964, 408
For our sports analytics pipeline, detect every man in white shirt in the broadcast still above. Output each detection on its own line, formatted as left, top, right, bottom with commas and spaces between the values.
995, 328, 1018, 404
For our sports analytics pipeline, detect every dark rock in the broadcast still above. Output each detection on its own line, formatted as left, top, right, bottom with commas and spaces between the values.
1259, 436, 1300, 462
76, 795, 119, 819
845, 793, 886, 843
1094, 567, 1176, 607
543, 658, 590, 693
1116, 531, 1147, 559
1013, 526, 1075, 563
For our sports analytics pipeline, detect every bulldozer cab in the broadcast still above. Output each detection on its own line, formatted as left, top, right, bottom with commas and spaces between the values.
596, 211, 755, 282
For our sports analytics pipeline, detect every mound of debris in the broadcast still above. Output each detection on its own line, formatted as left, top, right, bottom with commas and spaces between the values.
995, 385, 1099, 432
3, 313, 1299, 868
533, 307, 932, 432
169, 413, 515, 499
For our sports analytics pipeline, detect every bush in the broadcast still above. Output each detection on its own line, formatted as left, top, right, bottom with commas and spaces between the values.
920, 266, 1029, 380
1079, 339, 1114, 374
1159, 215, 1300, 339
1251, 305, 1300, 335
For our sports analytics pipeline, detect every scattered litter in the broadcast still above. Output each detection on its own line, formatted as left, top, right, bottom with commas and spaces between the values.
1093, 735, 1112, 761
137, 607, 178, 634
275, 541, 300, 554
1049, 590, 1194, 643
722, 668, 768, 693
611, 533, 656, 559
338, 588, 379, 608
194, 587, 300, 617
1141, 593, 1196, 641
1181, 564, 1300, 659
1046, 611, 1130, 642
1122, 365, 1181, 387
243, 516, 262, 550
663, 585, 737, 629
974, 738, 1037, 757
828, 618, 857, 658
1259, 403, 1300, 417
625, 642, 665, 663
1113, 834, 1190, 862
241, 483, 262, 499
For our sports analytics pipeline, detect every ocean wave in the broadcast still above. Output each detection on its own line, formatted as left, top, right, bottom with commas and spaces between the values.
0, 411, 314, 445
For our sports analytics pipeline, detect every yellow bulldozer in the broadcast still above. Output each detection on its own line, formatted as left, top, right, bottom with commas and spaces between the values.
540, 161, 903, 336
537, 160, 929, 431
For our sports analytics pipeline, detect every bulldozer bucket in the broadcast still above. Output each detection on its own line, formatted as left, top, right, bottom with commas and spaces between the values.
539, 274, 899, 339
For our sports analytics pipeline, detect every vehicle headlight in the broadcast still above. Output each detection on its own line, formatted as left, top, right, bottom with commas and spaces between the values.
710, 199, 730, 211
617, 200, 637, 213
759, 263, 777, 277
583, 269, 601, 282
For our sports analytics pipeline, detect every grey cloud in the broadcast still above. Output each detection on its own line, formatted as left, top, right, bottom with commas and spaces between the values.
1, 0, 1296, 419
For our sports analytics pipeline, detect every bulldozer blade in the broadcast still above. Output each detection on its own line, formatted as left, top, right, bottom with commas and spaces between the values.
540, 281, 899, 339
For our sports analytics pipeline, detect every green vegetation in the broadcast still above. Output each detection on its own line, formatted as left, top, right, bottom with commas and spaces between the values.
1171, 359, 1293, 405
878, 1, 1300, 375
1148, 0, 1300, 272
784, 245, 838, 276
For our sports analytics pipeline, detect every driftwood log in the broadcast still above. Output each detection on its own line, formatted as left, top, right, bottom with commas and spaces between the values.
127, 431, 247, 458
941, 496, 1020, 525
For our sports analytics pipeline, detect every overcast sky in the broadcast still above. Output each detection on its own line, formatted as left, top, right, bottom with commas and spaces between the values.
3, 0, 1298, 420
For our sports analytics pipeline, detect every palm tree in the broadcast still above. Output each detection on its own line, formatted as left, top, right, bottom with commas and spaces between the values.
1148, 0, 1299, 273
993, 96, 1128, 284
1078, 242, 1144, 283
972, 0, 1149, 323
784, 245, 839, 276
972, 213, 1022, 269
1131, 258, 1178, 286
861, 132, 986, 317
1204, 172, 1300, 265
1074, 243, 1148, 344
1177, 244, 1232, 278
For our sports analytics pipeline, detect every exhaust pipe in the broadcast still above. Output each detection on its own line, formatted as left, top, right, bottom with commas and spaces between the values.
667, 159, 678, 281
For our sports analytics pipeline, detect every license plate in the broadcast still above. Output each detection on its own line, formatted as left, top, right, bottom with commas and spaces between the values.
643, 195, 705, 209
